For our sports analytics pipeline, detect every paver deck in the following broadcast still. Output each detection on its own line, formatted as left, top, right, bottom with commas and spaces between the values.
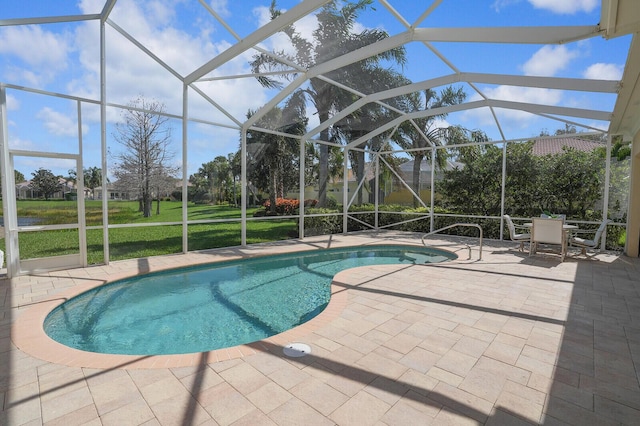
1, 231, 639, 425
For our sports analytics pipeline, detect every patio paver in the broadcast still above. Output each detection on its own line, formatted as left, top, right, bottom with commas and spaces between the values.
1, 232, 639, 425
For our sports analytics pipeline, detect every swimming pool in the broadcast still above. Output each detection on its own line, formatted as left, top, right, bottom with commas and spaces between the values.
44, 245, 455, 355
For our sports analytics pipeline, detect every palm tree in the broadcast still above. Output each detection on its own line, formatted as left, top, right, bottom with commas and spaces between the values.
250, 0, 406, 207
394, 86, 467, 207
334, 69, 414, 205
246, 98, 307, 214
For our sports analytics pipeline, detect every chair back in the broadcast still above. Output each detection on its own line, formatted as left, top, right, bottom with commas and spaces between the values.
531, 218, 564, 245
503, 215, 517, 238
593, 219, 611, 244
541, 213, 565, 223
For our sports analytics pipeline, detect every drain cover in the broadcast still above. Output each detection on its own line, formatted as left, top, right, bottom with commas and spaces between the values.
283, 343, 311, 357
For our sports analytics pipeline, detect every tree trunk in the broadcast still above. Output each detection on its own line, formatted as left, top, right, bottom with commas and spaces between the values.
269, 172, 277, 215
317, 112, 330, 207
232, 176, 237, 207
412, 153, 424, 208
355, 151, 365, 205
143, 194, 152, 217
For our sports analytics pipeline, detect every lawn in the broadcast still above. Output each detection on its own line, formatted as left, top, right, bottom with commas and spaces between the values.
2, 200, 297, 264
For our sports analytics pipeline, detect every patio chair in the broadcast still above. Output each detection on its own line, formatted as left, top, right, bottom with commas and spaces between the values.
529, 217, 566, 261
569, 219, 611, 256
503, 215, 530, 252
541, 213, 566, 222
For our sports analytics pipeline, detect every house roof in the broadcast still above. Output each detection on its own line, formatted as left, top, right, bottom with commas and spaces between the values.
531, 137, 603, 156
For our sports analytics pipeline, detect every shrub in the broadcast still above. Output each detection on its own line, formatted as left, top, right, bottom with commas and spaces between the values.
263, 198, 300, 215
324, 196, 338, 209
304, 208, 342, 236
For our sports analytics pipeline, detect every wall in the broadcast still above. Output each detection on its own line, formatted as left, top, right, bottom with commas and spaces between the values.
626, 132, 640, 257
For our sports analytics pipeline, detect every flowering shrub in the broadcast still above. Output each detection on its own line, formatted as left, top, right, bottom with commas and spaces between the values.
263, 198, 300, 215
262, 198, 319, 215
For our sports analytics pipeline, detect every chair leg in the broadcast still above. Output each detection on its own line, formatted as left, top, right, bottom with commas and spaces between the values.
519, 241, 524, 252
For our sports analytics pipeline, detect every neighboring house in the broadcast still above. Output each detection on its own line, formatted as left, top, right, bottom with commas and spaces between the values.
94, 183, 135, 201
15, 181, 36, 199
397, 159, 464, 189
531, 137, 603, 156
285, 166, 375, 204
15, 178, 76, 200
289, 159, 465, 206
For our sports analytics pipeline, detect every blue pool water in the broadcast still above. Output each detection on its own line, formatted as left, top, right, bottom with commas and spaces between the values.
44, 245, 455, 355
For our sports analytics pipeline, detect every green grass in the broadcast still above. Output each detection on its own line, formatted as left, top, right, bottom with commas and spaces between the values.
10, 199, 256, 225
3, 200, 297, 264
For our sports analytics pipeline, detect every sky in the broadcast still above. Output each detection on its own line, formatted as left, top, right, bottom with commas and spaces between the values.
0, 0, 632, 182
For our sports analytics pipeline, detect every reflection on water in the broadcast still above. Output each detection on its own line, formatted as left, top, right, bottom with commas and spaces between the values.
0, 217, 42, 227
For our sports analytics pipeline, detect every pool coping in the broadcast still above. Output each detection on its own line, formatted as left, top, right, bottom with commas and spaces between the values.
11, 237, 458, 369
12, 270, 350, 370
12, 239, 447, 369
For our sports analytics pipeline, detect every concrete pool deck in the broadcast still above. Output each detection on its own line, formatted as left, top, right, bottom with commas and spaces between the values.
1, 231, 640, 425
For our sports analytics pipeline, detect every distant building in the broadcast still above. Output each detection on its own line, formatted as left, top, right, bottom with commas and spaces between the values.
15, 178, 77, 200
94, 183, 135, 201
531, 137, 603, 156
397, 159, 464, 189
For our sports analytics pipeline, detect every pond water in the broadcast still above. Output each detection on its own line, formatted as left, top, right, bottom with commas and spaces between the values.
0, 217, 42, 227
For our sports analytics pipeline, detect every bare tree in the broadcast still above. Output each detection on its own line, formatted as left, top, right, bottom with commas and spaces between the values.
112, 97, 177, 217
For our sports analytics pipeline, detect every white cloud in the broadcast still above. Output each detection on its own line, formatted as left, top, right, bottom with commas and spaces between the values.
6, 93, 20, 111
0, 25, 69, 67
36, 107, 90, 137
209, 0, 231, 18
583, 63, 624, 80
14, 155, 76, 178
146, 0, 176, 26
253, 5, 272, 27
481, 85, 563, 108
522, 45, 579, 76
464, 85, 563, 130
71, 0, 267, 123
527, 0, 597, 14
253, 5, 319, 60
0, 25, 70, 85
78, 0, 105, 14
491, 0, 523, 13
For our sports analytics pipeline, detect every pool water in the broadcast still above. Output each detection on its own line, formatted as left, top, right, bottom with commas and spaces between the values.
44, 245, 455, 355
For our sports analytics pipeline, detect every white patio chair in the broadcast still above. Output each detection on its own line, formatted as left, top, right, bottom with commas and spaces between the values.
529, 217, 566, 261
569, 219, 611, 256
503, 215, 530, 252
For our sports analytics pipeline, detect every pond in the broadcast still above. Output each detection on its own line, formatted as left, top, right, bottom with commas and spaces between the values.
0, 217, 43, 227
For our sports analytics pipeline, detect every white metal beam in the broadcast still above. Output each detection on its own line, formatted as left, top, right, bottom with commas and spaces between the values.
100, 0, 118, 21
345, 99, 611, 148
488, 99, 611, 121
0, 15, 100, 26
610, 34, 640, 137
303, 72, 617, 141
413, 26, 601, 44
462, 72, 619, 93
106, 19, 184, 81
184, 0, 330, 84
